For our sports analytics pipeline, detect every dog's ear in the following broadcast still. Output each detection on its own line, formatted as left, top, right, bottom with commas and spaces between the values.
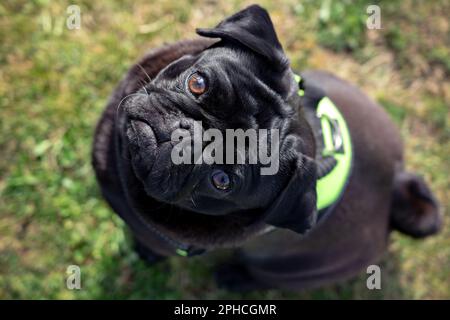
196, 5, 288, 70
263, 154, 318, 234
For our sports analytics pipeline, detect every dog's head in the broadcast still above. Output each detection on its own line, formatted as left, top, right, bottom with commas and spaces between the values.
118, 5, 317, 235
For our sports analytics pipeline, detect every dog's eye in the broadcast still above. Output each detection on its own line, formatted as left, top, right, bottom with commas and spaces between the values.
211, 170, 231, 191
187, 72, 207, 95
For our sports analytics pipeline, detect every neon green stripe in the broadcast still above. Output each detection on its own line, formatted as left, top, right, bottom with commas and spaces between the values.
176, 249, 188, 257
315, 97, 352, 210
294, 74, 305, 96
294, 73, 352, 211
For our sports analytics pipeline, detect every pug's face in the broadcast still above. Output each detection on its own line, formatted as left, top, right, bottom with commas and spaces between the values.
117, 5, 318, 234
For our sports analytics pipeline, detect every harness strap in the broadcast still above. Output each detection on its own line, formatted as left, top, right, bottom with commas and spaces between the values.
294, 74, 353, 213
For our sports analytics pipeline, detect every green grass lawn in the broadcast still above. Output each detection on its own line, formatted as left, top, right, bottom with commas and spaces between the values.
0, 0, 448, 299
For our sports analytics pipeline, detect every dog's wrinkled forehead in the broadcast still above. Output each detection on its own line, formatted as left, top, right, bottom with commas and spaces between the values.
157, 46, 261, 86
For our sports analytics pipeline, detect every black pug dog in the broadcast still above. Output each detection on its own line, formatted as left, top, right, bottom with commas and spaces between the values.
93, 5, 442, 291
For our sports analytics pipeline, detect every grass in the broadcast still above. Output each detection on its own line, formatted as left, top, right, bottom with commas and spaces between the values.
0, 0, 448, 299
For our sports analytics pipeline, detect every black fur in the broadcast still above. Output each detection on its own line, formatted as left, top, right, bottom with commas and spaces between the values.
92, 5, 442, 291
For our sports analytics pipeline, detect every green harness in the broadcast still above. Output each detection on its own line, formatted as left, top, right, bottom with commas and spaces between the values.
294, 74, 353, 212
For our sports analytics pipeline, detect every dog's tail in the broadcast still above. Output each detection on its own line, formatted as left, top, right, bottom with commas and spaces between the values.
390, 171, 442, 238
